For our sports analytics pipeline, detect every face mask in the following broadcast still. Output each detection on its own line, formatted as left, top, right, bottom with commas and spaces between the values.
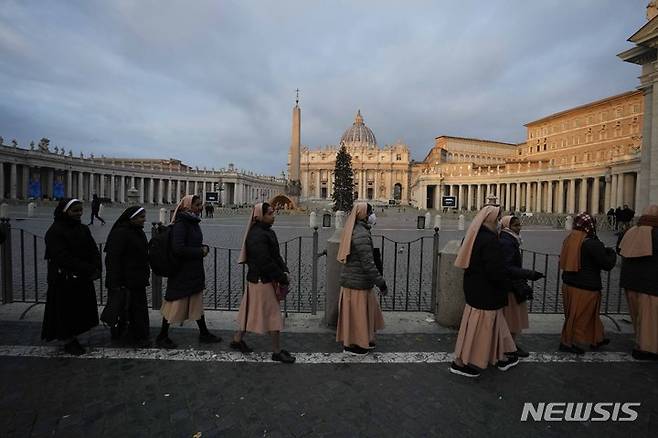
367, 213, 377, 226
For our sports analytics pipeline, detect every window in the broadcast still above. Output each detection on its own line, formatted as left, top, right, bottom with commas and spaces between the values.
396, 154, 402, 161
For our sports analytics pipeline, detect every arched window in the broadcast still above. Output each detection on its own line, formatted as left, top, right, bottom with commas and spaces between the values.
393, 183, 402, 200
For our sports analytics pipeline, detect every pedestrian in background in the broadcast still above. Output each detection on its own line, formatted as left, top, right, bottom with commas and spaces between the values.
156, 195, 221, 348
88, 194, 106, 225
619, 204, 658, 361
450, 205, 518, 378
231, 202, 295, 363
499, 215, 544, 357
336, 203, 387, 356
559, 213, 616, 354
104, 206, 151, 348
41, 198, 101, 355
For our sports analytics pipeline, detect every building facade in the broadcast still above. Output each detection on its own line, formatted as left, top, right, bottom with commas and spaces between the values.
0, 139, 286, 205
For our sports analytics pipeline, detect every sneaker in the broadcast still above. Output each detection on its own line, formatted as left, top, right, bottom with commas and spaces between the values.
156, 336, 177, 350
343, 345, 369, 356
514, 345, 530, 358
496, 354, 519, 371
449, 362, 480, 378
272, 349, 296, 363
631, 349, 658, 361
229, 340, 253, 353
558, 343, 585, 355
64, 339, 86, 356
199, 332, 222, 344
590, 338, 610, 350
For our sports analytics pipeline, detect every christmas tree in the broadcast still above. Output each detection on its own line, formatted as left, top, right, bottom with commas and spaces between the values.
332, 145, 354, 212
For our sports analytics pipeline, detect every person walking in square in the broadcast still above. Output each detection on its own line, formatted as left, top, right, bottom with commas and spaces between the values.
41, 198, 101, 355
156, 195, 221, 348
336, 203, 387, 356
230, 202, 295, 363
559, 213, 616, 354
619, 205, 658, 361
88, 194, 106, 225
499, 215, 544, 357
450, 205, 518, 378
103, 206, 151, 348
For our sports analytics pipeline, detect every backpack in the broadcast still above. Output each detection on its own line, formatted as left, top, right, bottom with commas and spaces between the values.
148, 224, 179, 277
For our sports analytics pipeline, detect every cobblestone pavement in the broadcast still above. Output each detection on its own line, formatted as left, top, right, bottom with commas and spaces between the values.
0, 321, 656, 437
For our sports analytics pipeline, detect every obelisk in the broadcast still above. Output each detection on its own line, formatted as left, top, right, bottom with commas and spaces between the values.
286, 90, 302, 202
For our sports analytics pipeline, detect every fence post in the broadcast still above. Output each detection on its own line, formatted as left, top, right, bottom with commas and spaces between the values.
0, 218, 13, 303
430, 227, 440, 312
311, 226, 319, 315
150, 222, 163, 309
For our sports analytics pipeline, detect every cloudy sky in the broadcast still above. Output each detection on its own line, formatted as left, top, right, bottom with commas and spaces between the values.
0, 0, 647, 175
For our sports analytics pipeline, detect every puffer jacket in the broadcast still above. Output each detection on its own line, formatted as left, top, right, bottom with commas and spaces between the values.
620, 227, 658, 297
340, 221, 386, 290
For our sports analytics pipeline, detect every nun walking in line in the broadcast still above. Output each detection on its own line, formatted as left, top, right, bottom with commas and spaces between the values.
41, 198, 101, 355
618, 205, 658, 361
156, 195, 221, 348
499, 215, 544, 357
104, 206, 151, 348
230, 202, 295, 363
559, 213, 616, 354
336, 203, 387, 356
450, 205, 518, 378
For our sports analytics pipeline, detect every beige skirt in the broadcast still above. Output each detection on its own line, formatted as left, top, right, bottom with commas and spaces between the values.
160, 291, 204, 324
236, 282, 283, 334
560, 285, 604, 347
626, 290, 658, 354
454, 304, 516, 369
336, 287, 385, 348
503, 292, 529, 335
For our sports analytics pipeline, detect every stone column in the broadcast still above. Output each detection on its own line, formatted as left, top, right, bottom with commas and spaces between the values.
604, 177, 612, 211
467, 185, 473, 210
505, 183, 511, 211
616, 173, 625, 206
47, 168, 54, 198
99, 173, 106, 198
89, 172, 95, 199
568, 179, 576, 214
457, 185, 464, 210
591, 177, 601, 214
557, 180, 565, 214
166, 180, 172, 203
148, 178, 154, 204
525, 182, 532, 212
0, 163, 4, 199
78, 172, 85, 201
10, 163, 18, 199
108, 175, 115, 202
610, 174, 618, 208
546, 181, 553, 214
157, 179, 163, 205
536, 181, 543, 213
624, 173, 636, 209
475, 185, 482, 209
579, 178, 588, 213
138, 177, 144, 204
515, 182, 521, 212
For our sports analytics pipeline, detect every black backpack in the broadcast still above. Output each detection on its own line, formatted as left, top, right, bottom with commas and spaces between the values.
148, 224, 178, 277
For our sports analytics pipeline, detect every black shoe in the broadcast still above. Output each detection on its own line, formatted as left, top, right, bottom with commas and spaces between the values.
631, 349, 658, 361
558, 343, 585, 355
496, 354, 519, 371
110, 325, 124, 341
64, 339, 86, 356
272, 349, 295, 363
156, 336, 177, 349
229, 340, 253, 353
343, 345, 369, 356
514, 345, 530, 358
365, 342, 376, 350
199, 332, 222, 344
449, 362, 480, 378
590, 338, 610, 350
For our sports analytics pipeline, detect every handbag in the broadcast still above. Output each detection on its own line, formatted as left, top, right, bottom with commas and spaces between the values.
273, 281, 290, 301
511, 279, 533, 304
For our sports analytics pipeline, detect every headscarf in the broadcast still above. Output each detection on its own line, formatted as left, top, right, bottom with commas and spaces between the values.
500, 215, 522, 246
171, 195, 196, 222
619, 205, 658, 258
454, 205, 501, 269
104, 206, 147, 254
559, 213, 594, 272
238, 203, 265, 264
337, 203, 369, 264
53, 198, 82, 222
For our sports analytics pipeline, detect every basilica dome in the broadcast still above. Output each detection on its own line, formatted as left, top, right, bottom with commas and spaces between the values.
339, 110, 377, 149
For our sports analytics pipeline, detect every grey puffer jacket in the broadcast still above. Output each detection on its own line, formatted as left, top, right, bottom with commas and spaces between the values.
340, 221, 386, 290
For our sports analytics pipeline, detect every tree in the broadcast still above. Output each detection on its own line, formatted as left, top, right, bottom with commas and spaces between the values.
332, 145, 354, 212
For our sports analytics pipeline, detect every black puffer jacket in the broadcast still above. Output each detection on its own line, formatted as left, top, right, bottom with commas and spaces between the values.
104, 223, 150, 291
463, 226, 508, 310
562, 237, 616, 291
499, 231, 537, 286
620, 227, 658, 297
340, 221, 386, 290
245, 222, 289, 285
165, 212, 206, 300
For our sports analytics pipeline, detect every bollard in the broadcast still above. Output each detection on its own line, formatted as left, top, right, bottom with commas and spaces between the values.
27, 202, 36, 218
436, 240, 466, 328
565, 215, 573, 230
430, 227, 440, 311
434, 215, 442, 230
98, 203, 105, 218
0, 218, 13, 303
159, 208, 167, 225
0, 203, 8, 219
311, 226, 319, 315
309, 211, 317, 228
458, 214, 465, 231
424, 211, 431, 229
150, 222, 163, 309
323, 211, 346, 327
